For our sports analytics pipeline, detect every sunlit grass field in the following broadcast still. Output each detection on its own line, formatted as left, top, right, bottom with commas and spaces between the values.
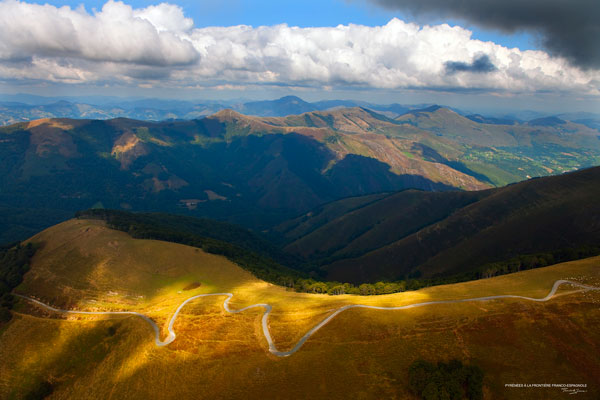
1, 219, 599, 399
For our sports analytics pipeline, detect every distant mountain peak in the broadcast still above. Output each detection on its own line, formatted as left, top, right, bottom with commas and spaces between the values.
50, 100, 74, 106
210, 108, 247, 120
277, 95, 307, 103
401, 105, 449, 117
293, 106, 390, 123
528, 116, 567, 126
422, 105, 443, 113
235, 95, 317, 117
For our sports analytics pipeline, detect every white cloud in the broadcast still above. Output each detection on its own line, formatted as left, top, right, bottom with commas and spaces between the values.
0, 0, 598, 96
133, 2, 194, 33
0, 0, 198, 67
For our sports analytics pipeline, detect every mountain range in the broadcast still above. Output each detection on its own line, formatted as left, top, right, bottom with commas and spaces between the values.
3, 94, 600, 128
0, 95, 414, 125
0, 105, 599, 244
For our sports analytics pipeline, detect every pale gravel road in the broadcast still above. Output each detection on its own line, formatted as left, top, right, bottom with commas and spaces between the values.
15, 279, 599, 357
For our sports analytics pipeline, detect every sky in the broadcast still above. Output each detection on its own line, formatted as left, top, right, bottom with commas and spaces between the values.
0, 0, 598, 113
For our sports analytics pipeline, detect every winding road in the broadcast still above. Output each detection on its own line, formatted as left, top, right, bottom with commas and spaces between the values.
15, 279, 599, 357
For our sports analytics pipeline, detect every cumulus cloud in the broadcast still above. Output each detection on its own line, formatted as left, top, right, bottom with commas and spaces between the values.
0, 0, 598, 96
0, 0, 198, 66
367, 0, 600, 69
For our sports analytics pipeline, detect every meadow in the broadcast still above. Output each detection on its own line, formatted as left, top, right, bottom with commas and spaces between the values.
1, 219, 599, 399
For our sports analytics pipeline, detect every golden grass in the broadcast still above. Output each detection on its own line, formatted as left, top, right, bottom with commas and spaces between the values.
1, 219, 598, 399
111, 134, 141, 157
26, 118, 74, 130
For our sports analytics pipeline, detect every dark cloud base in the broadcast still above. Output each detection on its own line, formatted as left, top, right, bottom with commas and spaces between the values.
445, 55, 496, 74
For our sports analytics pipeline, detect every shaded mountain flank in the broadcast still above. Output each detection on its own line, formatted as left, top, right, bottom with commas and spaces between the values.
1, 106, 599, 243
277, 166, 600, 283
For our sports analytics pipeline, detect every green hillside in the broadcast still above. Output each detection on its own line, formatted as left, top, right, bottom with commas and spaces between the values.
279, 189, 490, 262
397, 106, 600, 185
277, 166, 600, 283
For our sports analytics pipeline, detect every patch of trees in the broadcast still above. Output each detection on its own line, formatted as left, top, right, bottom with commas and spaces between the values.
23, 380, 54, 400
475, 245, 600, 279
408, 359, 484, 400
293, 279, 410, 295
0, 242, 37, 323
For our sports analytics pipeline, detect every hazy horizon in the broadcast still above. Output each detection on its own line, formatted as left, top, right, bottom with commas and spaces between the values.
0, 0, 598, 114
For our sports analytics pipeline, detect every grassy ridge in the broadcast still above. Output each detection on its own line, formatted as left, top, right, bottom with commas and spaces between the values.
73, 209, 415, 295
75, 209, 303, 287
3, 218, 599, 399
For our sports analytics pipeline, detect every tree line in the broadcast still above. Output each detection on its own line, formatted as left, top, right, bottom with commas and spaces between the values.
474, 245, 600, 279
408, 359, 484, 400
0, 242, 37, 322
